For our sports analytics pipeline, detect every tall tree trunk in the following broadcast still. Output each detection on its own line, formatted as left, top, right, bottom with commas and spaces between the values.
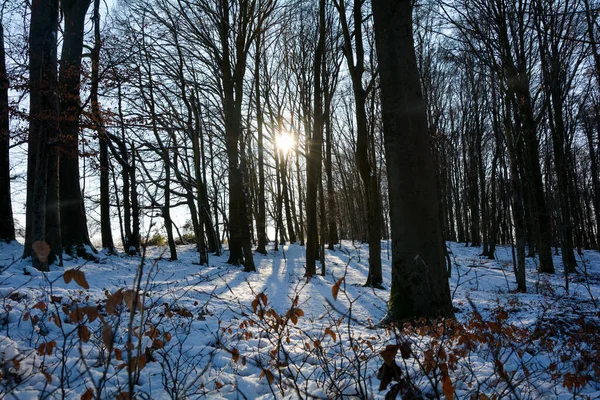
27, 0, 60, 271
336, 0, 382, 287
505, 93, 527, 292
305, 0, 326, 277
59, 0, 94, 257
0, 23, 15, 242
254, 38, 268, 254
282, 154, 296, 243
372, 0, 452, 320
163, 147, 177, 261
91, 0, 115, 254
191, 101, 209, 264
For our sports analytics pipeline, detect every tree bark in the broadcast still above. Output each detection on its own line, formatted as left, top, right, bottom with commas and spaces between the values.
0, 22, 15, 242
92, 0, 116, 254
306, 0, 326, 277
27, 0, 60, 271
372, 0, 453, 320
59, 0, 94, 256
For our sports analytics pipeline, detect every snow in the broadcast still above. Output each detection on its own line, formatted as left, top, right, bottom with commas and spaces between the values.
0, 240, 599, 399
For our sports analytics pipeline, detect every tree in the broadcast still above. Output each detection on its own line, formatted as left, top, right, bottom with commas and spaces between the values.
372, 0, 452, 320
58, 0, 95, 257
306, 0, 326, 277
26, 0, 60, 271
334, 0, 383, 287
91, 0, 116, 254
0, 20, 14, 242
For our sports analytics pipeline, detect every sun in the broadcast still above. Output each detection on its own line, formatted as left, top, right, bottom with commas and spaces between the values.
276, 132, 295, 154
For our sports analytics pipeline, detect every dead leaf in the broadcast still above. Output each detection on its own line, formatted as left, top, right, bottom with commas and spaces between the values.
32, 241, 51, 262
400, 342, 412, 359
52, 313, 62, 328
73, 270, 90, 289
442, 373, 454, 400
231, 348, 240, 363
114, 348, 123, 361
64, 269, 90, 289
102, 323, 113, 352
123, 289, 141, 311
81, 388, 94, 400
332, 277, 344, 301
263, 369, 274, 384
324, 327, 337, 342
70, 307, 85, 324
33, 301, 47, 312
106, 289, 124, 315
85, 306, 100, 323
379, 345, 398, 366
78, 325, 91, 343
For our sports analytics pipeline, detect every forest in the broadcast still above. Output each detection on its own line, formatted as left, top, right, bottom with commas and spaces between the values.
1, 0, 600, 398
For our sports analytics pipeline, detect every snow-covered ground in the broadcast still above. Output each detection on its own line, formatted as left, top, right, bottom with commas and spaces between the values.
0, 240, 599, 399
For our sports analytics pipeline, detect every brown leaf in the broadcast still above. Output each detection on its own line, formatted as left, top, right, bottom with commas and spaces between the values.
163, 332, 172, 342
106, 289, 124, 315
379, 345, 398, 366
64, 270, 74, 284
78, 325, 91, 343
32, 241, 51, 263
215, 381, 224, 389
52, 313, 62, 328
324, 327, 337, 342
263, 369, 274, 384
73, 270, 90, 290
85, 306, 99, 323
64, 269, 90, 289
33, 301, 47, 312
81, 388, 94, 400
138, 354, 147, 371
115, 392, 130, 400
259, 293, 268, 306
114, 348, 123, 361
102, 323, 114, 352
123, 289, 140, 311
37, 341, 57, 356
231, 348, 240, 363
42, 371, 52, 383
70, 307, 85, 324
332, 277, 344, 301
442, 373, 454, 400
152, 339, 165, 349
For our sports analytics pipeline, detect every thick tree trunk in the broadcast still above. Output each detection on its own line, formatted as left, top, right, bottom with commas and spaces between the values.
372, 0, 452, 320
27, 0, 60, 271
0, 23, 15, 242
59, 0, 94, 257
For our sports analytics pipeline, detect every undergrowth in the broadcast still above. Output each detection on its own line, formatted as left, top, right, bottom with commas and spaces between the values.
1, 254, 599, 399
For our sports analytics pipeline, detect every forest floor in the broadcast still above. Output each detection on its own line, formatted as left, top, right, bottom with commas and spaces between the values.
0, 240, 599, 399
